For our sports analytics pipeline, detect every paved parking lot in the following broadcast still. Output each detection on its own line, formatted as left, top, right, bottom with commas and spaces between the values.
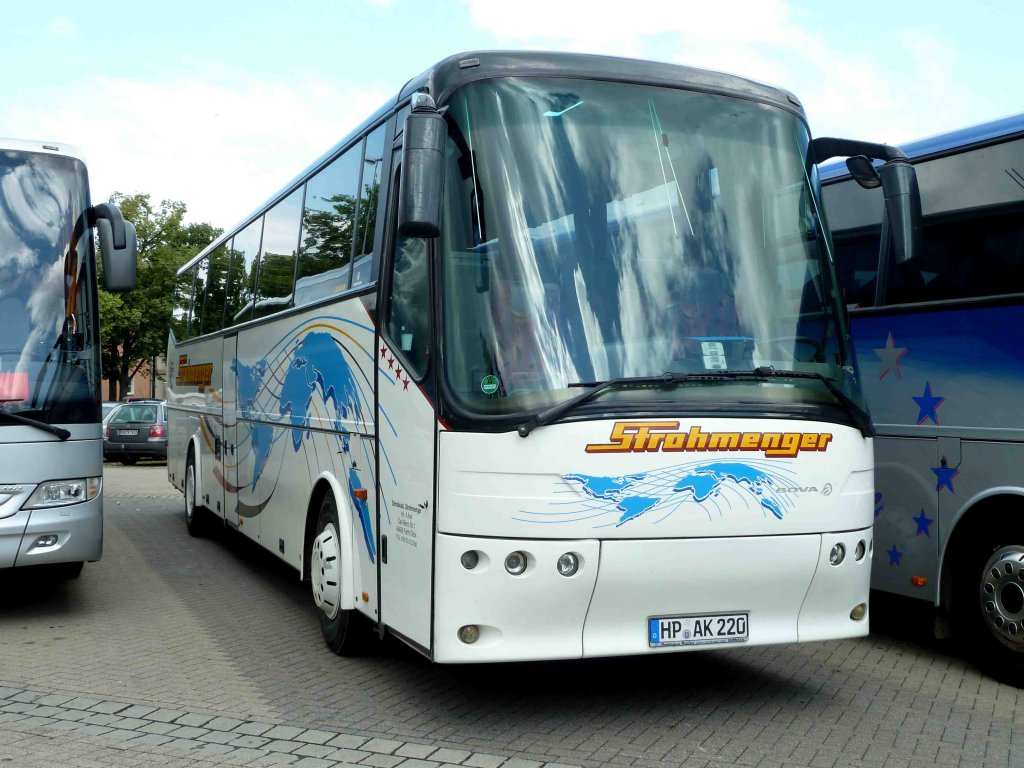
0, 463, 1022, 768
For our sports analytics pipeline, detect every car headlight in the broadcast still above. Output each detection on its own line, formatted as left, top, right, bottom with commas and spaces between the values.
22, 478, 101, 509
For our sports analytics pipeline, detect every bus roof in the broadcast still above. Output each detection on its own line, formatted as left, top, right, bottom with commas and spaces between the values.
820, 112, 1024, 182
180, 50, 809, 275
0, 138, 86, 163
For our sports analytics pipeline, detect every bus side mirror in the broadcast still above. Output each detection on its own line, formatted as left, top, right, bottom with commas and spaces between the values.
877, 158, 922, 264
398, 94, 448, 238
93, 203, 138, 291
845, 155, 881, 189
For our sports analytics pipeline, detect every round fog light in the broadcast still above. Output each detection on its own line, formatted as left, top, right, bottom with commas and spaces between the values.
829, 543, 846, 566
557, 552, 579, 577
854, 540, 866, 561
504, 551, 527, 575
458, 624, 480, 644
850, 603, 867, 621
460, 550, 479, 570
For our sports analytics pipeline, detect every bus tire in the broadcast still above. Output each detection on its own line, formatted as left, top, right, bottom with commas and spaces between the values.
184, 454, 210, 537
955, 527, 1024, 686
311, 492, 370, 655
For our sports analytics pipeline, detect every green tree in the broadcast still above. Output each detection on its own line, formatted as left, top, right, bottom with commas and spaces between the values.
98, 193, 220, 401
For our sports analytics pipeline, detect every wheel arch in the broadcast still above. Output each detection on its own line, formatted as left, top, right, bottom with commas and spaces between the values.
303, 473, 357, 613
938, 488, 1024, 613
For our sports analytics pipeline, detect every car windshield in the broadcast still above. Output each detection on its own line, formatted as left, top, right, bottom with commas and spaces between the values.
110, 404, 159, 424
0, 148, 101, 425
439, 77, 863, 420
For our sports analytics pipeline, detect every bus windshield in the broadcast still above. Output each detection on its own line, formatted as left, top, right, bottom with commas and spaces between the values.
0, 149, 100, 425
440, 77, 861, 419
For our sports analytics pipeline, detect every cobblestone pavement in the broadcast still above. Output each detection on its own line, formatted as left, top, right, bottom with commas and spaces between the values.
0, 463, 1022, 768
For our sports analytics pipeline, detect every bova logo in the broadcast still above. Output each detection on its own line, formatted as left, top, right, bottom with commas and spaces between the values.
586, 421, 833, 459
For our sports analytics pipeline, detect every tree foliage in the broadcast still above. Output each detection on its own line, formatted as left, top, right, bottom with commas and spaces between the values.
98, 193, 220, 401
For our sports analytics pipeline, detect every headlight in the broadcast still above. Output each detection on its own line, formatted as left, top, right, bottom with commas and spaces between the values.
23, 477, 101, 509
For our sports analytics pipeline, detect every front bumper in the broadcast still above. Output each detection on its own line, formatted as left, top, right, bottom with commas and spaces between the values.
0, 493, 103, 568
433, 528, 872, 663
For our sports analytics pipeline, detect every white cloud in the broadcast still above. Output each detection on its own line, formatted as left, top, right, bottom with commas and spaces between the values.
48, 16, 78, 38
6, 68, 389, 230
462, 0, 971, 147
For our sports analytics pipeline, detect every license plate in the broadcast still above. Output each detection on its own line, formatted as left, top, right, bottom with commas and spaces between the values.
648, 612, 749, 647
118, 429, 139, 436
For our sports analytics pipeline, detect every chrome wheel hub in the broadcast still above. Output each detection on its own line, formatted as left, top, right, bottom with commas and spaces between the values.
312, 522, 342, 620
980, 545, 1024, 649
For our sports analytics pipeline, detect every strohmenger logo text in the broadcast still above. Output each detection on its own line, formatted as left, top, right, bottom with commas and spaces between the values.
585, 421, 832, 459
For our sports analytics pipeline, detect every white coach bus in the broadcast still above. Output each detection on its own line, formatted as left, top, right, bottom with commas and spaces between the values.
0, 139, 136, 577
167, 52, 921, 663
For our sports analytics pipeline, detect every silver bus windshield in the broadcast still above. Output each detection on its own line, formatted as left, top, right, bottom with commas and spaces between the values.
0, 149, 100, 425
440, 77, 863, 418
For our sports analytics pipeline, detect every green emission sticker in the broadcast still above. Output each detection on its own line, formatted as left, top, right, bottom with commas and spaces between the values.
480, 375, 500, 395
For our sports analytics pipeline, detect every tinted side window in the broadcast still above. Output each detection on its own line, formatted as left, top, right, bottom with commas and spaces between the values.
171, 267, 195, 340
888, 207, 1024, 304
190, 258, 209, 334
296, 143, 362, 306
202, 244, 229, 334
353, 125, 387, 288
254, 188, 303, 319
225, 219, 263, 326
832, 230, 880, 309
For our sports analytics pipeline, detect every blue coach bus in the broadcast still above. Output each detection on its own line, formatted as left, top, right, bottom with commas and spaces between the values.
822, 113, 1024, 684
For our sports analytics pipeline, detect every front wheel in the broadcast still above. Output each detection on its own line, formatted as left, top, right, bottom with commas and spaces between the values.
311, 493, 372, 655
956, 535, 1024, 686
184, 455, 210, 537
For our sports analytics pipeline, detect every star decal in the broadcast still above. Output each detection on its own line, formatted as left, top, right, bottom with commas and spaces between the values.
874, 331, 908, 380
402, 376, 411, 391
380, 343, 387, 358
887, 545, 903, 566
387, 355, 395, 370
874, 492, 883, 518
913, 509, 934, 536
912, 381, 944, 425
395, 365, 403, 380
932, 456, 959, 494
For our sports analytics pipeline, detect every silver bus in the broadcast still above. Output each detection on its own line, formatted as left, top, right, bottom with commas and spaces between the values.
823, 113, 1024, 683
168, 52, 920, 662
0, 139, 136, 578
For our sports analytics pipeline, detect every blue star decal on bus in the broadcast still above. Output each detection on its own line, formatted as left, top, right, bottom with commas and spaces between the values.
887, 545, 903, 566
874, 492, 883, 518
913, 509, 933, 536
912, 381, 944, 425
874, 331, 907, 380
932, 456, 959, 494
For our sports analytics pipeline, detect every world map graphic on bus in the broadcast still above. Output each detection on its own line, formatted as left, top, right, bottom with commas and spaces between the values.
231, 327, 377, 562
518, 461, 798, 528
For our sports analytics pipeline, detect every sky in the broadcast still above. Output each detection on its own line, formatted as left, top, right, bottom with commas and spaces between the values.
2, 0, 1021, 231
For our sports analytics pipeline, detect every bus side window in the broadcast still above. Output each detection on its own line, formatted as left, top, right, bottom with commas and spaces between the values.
384, 159, 431, 379
253, 188, 302, 319
352, 125, 387, 290
171, 266, 195, 341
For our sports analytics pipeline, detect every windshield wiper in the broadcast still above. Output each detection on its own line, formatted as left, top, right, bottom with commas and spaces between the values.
0, 405, 71, 440
517, 373, 697, 437
516, 366, 874, 438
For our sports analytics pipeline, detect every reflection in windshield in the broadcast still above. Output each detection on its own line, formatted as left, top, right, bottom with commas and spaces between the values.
440, 77, 860, 418
0, 149, 99, 425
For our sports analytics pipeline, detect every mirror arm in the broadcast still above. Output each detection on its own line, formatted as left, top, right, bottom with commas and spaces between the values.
811, 137, 906, 165
89, 203, 128, 250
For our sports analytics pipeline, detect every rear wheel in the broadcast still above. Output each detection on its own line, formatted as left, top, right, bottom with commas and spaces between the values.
311, 493, 371, 655
955, 529, 1024, 686
184, 454, 210, 537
